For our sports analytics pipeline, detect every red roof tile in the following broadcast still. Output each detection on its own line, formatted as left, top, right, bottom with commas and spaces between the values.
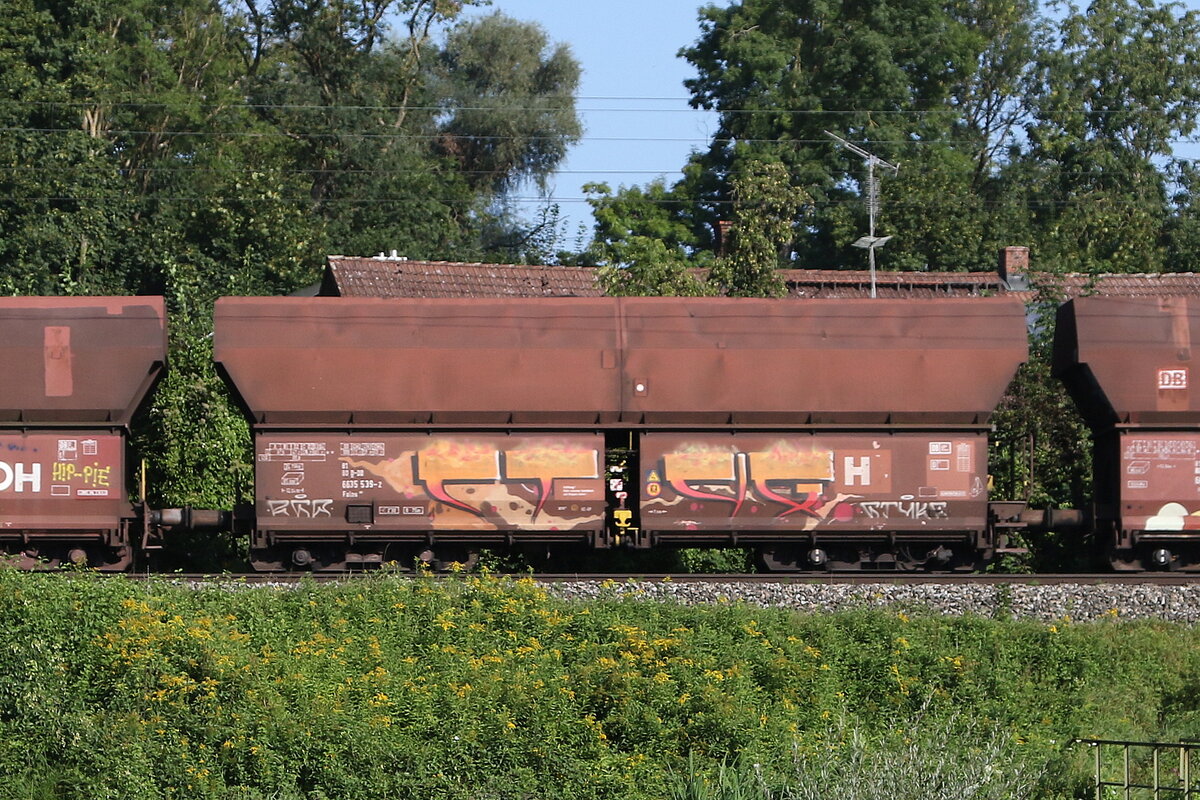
321, 256, 1200, 302
1029, 272, 1200, 300
325, 257, 602, 298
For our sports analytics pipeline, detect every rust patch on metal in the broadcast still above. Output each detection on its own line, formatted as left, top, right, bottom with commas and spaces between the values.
1160, 298, 1193, 413
43, 326, 73, 397
215, 297, 624, 425
215, 296, 1027, 427
620, 297, 1027, 425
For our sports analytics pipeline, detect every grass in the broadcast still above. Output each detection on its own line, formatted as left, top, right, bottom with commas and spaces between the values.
0, 569, 1195, 798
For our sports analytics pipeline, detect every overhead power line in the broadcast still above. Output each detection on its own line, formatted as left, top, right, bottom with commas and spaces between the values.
0, 98, 1188, 117
0, 166, 1185, 179
2, 125, 1199, 147
0, 193, 1179, 210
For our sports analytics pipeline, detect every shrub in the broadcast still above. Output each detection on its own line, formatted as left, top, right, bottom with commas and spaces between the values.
0, 570, 1195, 799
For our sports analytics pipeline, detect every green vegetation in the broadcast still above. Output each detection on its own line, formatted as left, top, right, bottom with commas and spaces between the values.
990, 295, 1096, 571
0, 0, 584, 520
592, 0, 1200, 276
1, 570, 1199, 798
667, 713, 1046, 800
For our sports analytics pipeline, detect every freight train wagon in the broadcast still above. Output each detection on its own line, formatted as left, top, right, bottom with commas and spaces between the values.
1056, 295, 1200, 571
0, 296, 166, 569
213, 296, 1029, 571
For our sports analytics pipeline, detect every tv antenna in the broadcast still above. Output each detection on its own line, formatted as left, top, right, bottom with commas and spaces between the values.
825, 131, 899, 298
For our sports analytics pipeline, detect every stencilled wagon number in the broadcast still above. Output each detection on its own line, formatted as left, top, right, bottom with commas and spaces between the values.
1159, 368, 1189, 390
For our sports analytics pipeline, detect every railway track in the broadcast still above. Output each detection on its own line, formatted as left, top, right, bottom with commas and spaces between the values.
92, 570, 1200, 623
120, 571, 1200, 585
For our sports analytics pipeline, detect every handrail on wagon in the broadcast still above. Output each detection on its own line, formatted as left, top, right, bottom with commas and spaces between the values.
1076, 738, 1200, 799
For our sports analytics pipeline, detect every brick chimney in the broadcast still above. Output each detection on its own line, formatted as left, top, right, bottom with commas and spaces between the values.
998, 246, 1029, 288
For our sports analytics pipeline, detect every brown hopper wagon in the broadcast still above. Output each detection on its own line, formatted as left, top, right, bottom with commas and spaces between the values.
17, 289, 1200, 574
1056, 296, 1200, 570
0, 296, 166, 569
214, 295, 1027, 571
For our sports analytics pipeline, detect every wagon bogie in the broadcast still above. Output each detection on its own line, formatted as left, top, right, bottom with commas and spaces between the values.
0, 529, 133, 571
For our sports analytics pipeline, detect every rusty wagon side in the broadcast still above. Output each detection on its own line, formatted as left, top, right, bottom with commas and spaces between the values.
0, 296, 166, 569
214, 296, 1027, 572
1055, 296, 1200, 570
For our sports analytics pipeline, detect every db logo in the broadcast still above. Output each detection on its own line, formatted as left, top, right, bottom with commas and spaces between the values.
1158, 368, 1189, 390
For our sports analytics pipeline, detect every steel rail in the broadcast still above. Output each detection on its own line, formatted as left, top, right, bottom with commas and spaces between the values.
112, 571, 1200, 585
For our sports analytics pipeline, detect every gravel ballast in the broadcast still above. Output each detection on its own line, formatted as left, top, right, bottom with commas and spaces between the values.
543, 580, 1200, 623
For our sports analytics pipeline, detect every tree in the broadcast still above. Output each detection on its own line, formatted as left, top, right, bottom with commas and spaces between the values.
586, 177, 715, 295
1165, 162, 1200, 271
677, 0, 1031, 267
230, 0, 472, 257
710, 159, 802, 296
945, 0, 1041, 189
0, 0, 585, 515
600, 0, 1200, 276
596, 235, 712, 297
877, 147, 1013, 272
989, 295, 1094, 570
586, 178, 707, 260
1021, 0, 1200, 274
0, 0, 255, 296
436, 12, 581, 194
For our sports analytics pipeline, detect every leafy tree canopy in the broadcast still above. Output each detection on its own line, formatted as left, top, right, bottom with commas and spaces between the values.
0, 0, 583, 510
596, 0, 1200, 276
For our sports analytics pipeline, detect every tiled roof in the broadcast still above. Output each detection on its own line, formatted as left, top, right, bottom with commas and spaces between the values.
321, 256, 1200, 301
1026, 272, 1200, 300
324, 256, 602, 298
814, 271, 1200, 302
